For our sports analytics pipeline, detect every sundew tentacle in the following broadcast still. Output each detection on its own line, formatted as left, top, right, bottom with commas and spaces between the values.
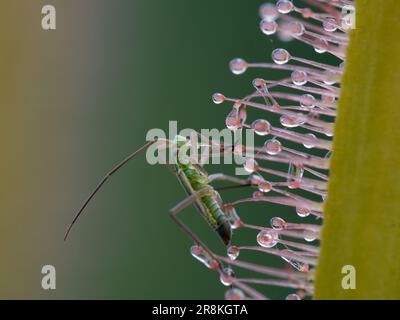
190, 0, 354, 300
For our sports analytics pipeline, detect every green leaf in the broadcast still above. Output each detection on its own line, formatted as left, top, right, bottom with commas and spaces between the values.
314, 0, 400, 299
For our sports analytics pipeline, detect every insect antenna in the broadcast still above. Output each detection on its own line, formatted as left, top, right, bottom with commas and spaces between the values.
64, 139, 158, 241
214, 183, 252, 192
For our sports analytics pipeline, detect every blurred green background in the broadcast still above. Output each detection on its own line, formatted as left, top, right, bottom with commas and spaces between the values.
0, 0, 324, 299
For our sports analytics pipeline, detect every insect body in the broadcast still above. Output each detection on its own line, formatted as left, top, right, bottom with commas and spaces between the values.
64, 135, 242, 248
175, 156, 232, 245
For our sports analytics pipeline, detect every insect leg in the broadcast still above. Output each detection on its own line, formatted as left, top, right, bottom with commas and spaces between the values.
208, 173, 249, 185
168, 187, 221, 267
169, 188, 267, 300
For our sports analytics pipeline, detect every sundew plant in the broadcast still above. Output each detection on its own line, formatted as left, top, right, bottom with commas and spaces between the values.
67, 0, 400, 300
193, 0, 400, 300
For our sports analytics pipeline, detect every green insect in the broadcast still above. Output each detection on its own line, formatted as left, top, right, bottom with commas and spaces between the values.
64, 135, 249, 253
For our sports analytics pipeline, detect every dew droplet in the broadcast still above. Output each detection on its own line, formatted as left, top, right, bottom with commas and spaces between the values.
301, 8, 313, 19
286, 293, 301, 300
225, 205, 243, 229
303, 133, 317, 149
257, 230, 279, 248
322, 94, 335, 104
296, 207, 311, 218
220, 268, 236, 286
276, 0, 294, 14
291, 70, 308, 86
264, 139, 282, 155
281, 249, 309, 272
227, 245, 240, 261
323, 71, 340, 85
252, 191, 264, 199
288, 163, 304, 188
300, 94, 316, 109
280, 115, 301, 128
260, 19, 278, 35
258, 181, 272, 193
252, 78, 266, 88
304, 230, 317, 242
313, 38, 328, 54
244, 158, 259, 173
212, 93, 225, 105
225, 108, 245, 131
323, 17, 338, 32
190, 245, 217, 269
225, 288, 245, 300
288, 21, 305, 36
229, 58, 248, 75
270, 217, 286, 230
251, 119, 271, 136
249, 174, 263, 186
272, 48, 291, 65
259, 3, 279, 21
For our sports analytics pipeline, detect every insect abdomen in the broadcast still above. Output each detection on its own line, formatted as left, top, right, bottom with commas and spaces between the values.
179, 162, 232, 245
201, 194, 232, 245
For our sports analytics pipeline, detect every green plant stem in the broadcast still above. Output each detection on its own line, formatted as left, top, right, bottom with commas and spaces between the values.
315, 0, 400, 299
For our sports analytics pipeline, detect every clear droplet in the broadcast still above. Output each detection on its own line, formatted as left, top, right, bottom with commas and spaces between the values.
225, 205, 243, 229
303, 133, 317, 149
225, 108, 245, 131
244, 158, 259, 173
280, 115, 301, 128
281, 249, 310, 272
288, 163, 304, 189
288, 21, 305, 36
322, 94, 335, 104
257, 230, 279, 248
212, 93, 225, 104
277, 21, 294, 42
301, 8, 313, 19
229, 58, 248, 75
313, 38, 328, 54
270, 217, 286, 230
225, 288, 245, 300
286, 293, 301, 300
272, 48, 291, 65
220, 268, 236, 286
252, 78, 266, 88
304, 230, 317, 242
296, 207, 311, 218
260, 19, 278, 35
227, 245, 240, 261
276, 0, 294, 14
323, 18, 338, 32
258, 181, 272, 193
300, 94, 316, 109
190, 245, 217, 269
291, 70, 308, 86
259, 3, 279, 21
252, 191, 264, 199
323, 71, 340, 85
249, 174, 263, 186
251, 119, 271, 136
264, 139, 282, 155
